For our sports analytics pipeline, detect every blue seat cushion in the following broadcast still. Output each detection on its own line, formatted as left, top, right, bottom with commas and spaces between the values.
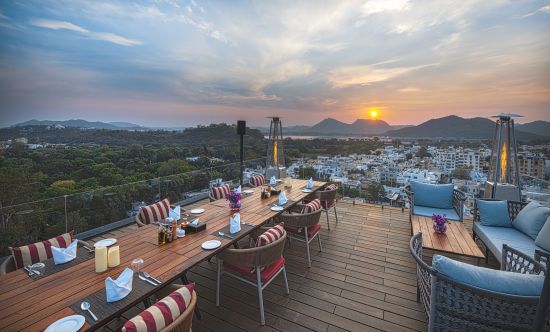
413, 205, 460, 221
474, 223, 548, 263
410, 181, 454, 209
432, 254, 544, 296
513, 201, 550, 240
476, 199, 512, 227
535, 216, 550, 252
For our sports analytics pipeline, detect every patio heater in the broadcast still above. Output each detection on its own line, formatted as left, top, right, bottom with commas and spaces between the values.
265, 116, 286, 179
484, 113, 522, 201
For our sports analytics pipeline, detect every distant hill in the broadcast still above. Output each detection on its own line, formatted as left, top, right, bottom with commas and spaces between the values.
307, 118, 393, 135
517, 121, 550, 137
385, 115, 545, 141
14, 119, 146, 130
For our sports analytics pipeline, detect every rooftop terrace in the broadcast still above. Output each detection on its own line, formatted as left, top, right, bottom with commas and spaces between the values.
89, 200, 496, 332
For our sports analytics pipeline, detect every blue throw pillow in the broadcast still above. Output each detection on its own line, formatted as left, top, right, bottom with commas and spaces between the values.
410, 181, 454, 209
535, 216, 550, 252
513, 201, 550, 240
476, 199, 511, 227
432, 255, 544, 296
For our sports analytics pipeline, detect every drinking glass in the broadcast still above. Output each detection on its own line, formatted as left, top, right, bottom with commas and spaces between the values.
131, 258, 143, 274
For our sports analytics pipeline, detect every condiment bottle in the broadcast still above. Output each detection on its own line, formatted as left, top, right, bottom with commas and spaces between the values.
158, 224, 166, 246
171, 218, 177, 241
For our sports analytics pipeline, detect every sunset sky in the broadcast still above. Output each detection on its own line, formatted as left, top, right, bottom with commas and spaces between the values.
0, 0, 549, 127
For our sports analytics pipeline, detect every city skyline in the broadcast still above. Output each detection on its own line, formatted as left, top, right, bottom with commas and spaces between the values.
1, 1, 550, 127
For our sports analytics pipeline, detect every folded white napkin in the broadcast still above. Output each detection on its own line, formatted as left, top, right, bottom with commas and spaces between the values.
278, 192, 288, 205
169, 206, 181, 220
52, 239, 78, 265
106, 268, 134, 302
306, 178, 313, 189
235, 186, 241, 193
270, 176, 277, 186
191, 219, 200, 226
229, 213, 241, 234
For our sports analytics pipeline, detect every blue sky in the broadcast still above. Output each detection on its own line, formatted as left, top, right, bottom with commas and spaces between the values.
0, 0, 549, 127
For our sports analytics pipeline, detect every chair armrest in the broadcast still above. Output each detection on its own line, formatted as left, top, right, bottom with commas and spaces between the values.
535, 249, 550, 271
501, 244, 546, 275
0, 256, 16, 275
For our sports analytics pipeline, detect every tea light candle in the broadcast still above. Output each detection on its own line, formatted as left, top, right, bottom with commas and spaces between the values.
107, 246, 120, 267
95, 246, 108, 273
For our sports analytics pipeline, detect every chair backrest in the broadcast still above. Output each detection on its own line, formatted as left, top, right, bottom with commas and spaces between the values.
136, 198, 170, 227
409, 232, 432, 318
316, 188, 337, 201
275, 209, 322, 229
218, 231, 287, 269
160, 290, 197, 332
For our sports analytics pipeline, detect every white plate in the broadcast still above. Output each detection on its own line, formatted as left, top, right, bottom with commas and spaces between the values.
94, 238, 117, 248
45, 315, 85, 332
243, 189, 254, 194
190, 208, 205, 214
302, 189, 312, 193
271, 206, 285, 211
201, 240, 221, 250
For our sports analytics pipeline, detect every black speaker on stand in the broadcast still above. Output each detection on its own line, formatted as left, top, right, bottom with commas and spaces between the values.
237, 121, 246, 186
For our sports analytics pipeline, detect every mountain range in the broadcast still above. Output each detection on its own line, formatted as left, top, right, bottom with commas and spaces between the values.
11, 116, 550, 141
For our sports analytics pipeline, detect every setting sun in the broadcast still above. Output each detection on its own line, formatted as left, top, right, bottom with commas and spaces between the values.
368, 108, 379, 119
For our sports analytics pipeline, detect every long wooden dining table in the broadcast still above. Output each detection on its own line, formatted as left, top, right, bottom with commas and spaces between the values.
0, 179, 326, 331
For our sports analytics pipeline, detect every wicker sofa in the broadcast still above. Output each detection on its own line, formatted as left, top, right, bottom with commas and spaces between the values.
473, 199, 550, 267
405, 181, 466, 222
410, 232, 549, 332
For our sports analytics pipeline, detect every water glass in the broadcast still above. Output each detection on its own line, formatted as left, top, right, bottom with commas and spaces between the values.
131, 258, 143, 274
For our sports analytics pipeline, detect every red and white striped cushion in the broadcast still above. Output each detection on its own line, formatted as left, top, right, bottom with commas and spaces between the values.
301, 199, 322, 214
9, 231, 74, 269
322, 184, 338, 209
256, 223, 285, 247
138, 199, 170, 225
249, 175, 265, 187
122, 283, 195, 332
210, 184, 230, 200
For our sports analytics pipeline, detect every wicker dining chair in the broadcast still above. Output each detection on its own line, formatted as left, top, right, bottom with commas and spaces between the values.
123, 284, 197, 332
410, 232, 548, 332
216, 230, 289, 325
315, 186, 338, 230
0, 239, 92, 275
274, 207, 323, 267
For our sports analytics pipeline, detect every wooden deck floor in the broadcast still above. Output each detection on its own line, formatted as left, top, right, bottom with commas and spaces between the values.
91, 201, 496, 332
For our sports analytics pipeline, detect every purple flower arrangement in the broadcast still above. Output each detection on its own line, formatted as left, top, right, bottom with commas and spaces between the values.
226, 191, 242, 211
432, 214, 447, 234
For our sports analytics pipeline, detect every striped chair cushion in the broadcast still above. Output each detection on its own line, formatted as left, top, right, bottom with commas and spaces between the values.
9, 231, 74, 269
249, 175, 265, 187
256, 223, 285, 247
138, 199, 170, 225
301, 199, 322, 214
322, 184, 338, 209
210, 184, 230, 200
122, 283, 195, 332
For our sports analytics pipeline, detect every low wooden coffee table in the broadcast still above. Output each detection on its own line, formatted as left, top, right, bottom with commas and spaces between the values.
411, 215, 485, 259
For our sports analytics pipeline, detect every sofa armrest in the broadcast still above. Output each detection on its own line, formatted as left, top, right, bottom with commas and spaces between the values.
535, 249, 550, 271
501, 244, 546, 275
452, 189, 466, 222
404, 185, 414, 211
